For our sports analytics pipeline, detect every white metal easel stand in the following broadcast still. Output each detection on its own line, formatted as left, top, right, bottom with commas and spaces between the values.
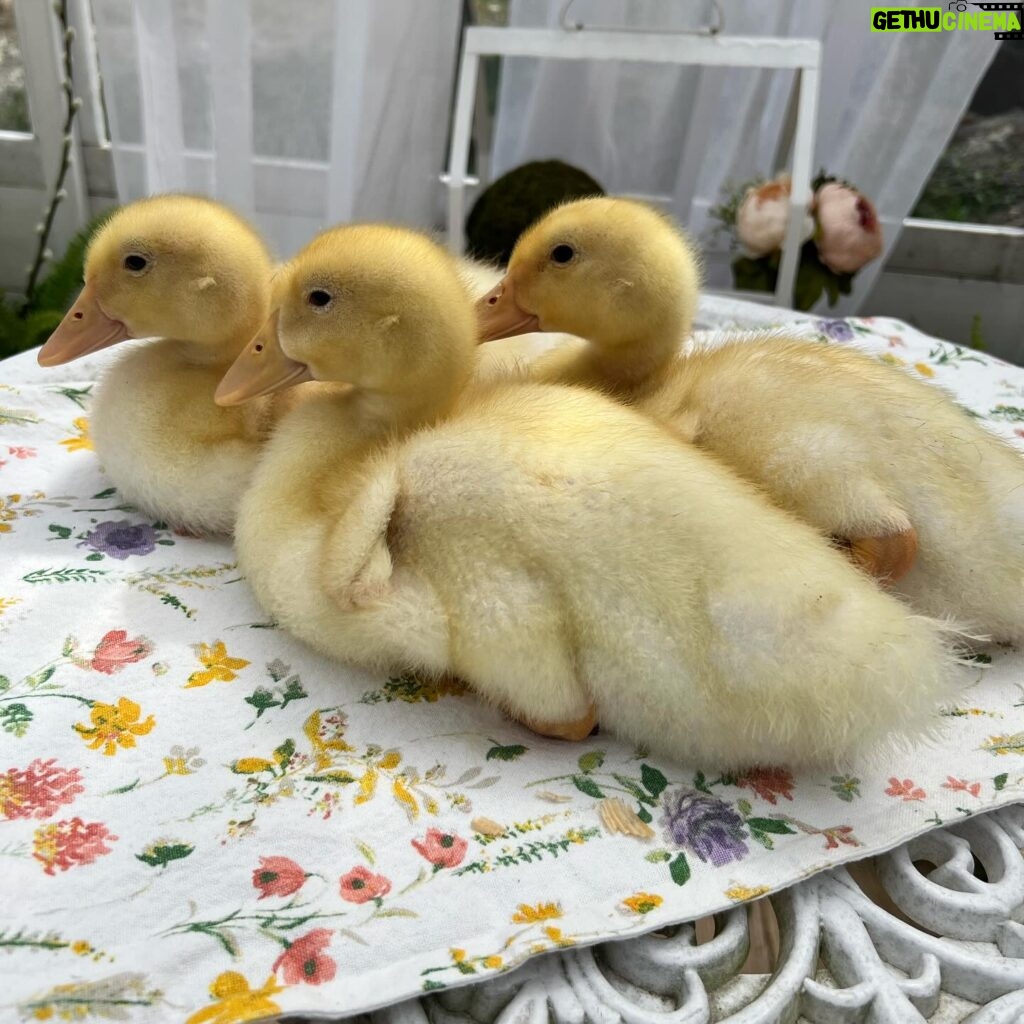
444, 12, 820, 309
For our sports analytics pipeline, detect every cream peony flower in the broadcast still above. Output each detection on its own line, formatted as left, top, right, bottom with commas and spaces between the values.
735, 174, 814, 257
814, 182, 884, 274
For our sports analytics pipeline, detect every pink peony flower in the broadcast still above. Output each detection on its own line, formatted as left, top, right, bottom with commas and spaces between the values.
7, 446, 36, 459
272, 928, 336, 985
735, 174, 814, 257
814, 182, 884, 274
339, 865, 391, 904
32, 818, 117, 875
0, 759, 84, 820
411, 828, 468, 869
89, 629, 153, 674
252, 856, 307, 899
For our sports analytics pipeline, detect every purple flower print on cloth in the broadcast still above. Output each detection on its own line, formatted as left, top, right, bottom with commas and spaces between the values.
80, 520, 158, 560
820, 318, 854, 342
660, 788, 750, 867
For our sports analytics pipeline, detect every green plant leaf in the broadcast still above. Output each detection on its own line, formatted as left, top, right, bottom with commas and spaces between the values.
612, 774, 653, 804
731, 255, 774, 294
572, 774, 604, 799
273, 738, 296, 766
26, 666, 56, 689
645, 849, 672, 863
136, 842, 195, 868
669, 852, 691, 886
92, 487, 117, 499
0, 703, 32, 736
0, 675, 9, 694
640, 764, 668, 799
577, 750, 605, 774
244, 687, 279, 716
746, 817, 796, 835
994, 773, 1008, 791
47, 524, 72, 540
486, 743, 527, 762
637, 806, 653, 824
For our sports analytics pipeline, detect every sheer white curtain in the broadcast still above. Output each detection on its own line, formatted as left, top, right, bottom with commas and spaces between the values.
89, 0, 462, 258
491, 0, 997, 313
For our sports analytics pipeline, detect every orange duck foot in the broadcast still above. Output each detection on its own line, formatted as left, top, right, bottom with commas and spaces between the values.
845, 527, 919, 585
517, 704, 599, 742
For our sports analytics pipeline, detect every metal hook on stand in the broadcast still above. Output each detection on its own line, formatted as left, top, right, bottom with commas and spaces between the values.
558, 0, 724, 36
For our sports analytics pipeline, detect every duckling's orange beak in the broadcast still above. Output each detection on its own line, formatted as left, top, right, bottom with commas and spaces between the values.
37, 281, 132, 366
215, 310, 313, 406
475, 274, 539, 342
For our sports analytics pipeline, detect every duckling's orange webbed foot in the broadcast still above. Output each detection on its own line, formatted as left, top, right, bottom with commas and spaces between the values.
516, 705, 598, 742
846, 527, 919, 584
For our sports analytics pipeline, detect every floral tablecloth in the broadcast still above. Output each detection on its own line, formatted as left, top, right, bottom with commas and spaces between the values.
2, 296, 1024, 1024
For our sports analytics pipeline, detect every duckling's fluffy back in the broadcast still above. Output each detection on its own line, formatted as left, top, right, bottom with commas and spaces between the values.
388, 380, 962, 767
663, 333, 1024, 641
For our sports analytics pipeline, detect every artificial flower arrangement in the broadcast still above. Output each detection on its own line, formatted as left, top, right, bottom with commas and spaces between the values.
710, 172, 884, 311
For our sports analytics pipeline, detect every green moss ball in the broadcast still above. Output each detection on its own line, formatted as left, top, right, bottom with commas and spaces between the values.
465, 160, 605, 265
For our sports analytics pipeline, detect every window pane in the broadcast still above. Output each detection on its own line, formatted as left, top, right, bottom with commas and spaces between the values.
913, 41, 1024, 228
0, 0, 30, 131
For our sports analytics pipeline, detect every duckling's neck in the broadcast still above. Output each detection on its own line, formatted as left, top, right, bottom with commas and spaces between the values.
587, 328, 680, 387
351, 366, 469, 436
168, 324, 262, 370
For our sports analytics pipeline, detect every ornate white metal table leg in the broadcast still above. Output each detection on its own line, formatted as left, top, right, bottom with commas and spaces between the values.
371, 804, 1024, 1023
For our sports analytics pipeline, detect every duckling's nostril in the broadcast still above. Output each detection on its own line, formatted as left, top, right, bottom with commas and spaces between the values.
254, 344, 263, 353
487, 295, 498, 306
73, 311, 83, 320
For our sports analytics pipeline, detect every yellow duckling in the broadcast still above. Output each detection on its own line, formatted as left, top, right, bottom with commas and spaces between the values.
35, 199, 535, 533
216, 223, 960, 768
477, 196, 1024, 642
37, 194, 280, 535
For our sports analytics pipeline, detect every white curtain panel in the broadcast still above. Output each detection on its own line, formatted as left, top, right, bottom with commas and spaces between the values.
491, 0, 997, 313
89, 0, 462, 258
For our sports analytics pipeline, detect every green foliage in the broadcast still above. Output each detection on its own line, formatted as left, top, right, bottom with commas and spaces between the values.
0, 209, 116, 361
707, 177, 761, 236
640, 763, 668, 799
732, 241, 853, 312
136, 842, 195, 868
0, 703, 32, 737
669, 852, 691, 886
486, 742, 527, 762
913, 110, 1024, 228
571, 774, 604, 799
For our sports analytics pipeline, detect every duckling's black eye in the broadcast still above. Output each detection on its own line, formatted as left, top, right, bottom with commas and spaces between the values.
550, 244, 575, 265
123, 254, 148, 273
308, 289, 333, 309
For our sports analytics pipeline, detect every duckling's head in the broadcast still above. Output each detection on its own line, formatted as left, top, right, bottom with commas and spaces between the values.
476, 197, 700, 354
38, 194, 272, 366
215, 225, 477, 413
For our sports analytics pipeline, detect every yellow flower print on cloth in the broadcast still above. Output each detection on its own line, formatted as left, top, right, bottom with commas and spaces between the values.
622, 892, 664, 915
725, 884, 771, 903
58, 417, 93, 452
186, 641, 250, 688
511, 902, 562, 924
185, 971, 286, 1024
74, 697, 155, 756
